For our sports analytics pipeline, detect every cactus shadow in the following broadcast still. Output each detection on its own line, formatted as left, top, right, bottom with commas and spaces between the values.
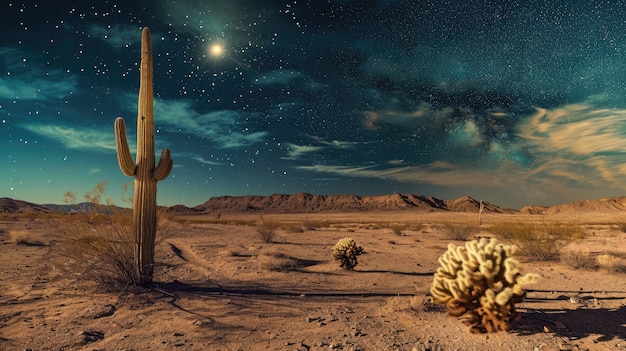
514, 306, 626, 342
356, 269, 435, 276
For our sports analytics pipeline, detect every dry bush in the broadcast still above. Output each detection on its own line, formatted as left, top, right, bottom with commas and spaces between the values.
560, 250, 594, 269
440, 223, 479, 241
596, 254, 625, 273
11, 229, 48, 247
56, 181, 144, 290
409, 223, 425, 232
488, 222, 585, 261
283, 223, 304, 233
304, 219, 329, 230
257, 251, 298, 272
57, 207, 139, 289
256, 223, 278, 243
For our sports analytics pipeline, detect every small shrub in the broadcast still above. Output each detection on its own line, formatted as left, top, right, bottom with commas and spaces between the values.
597, 254, 624, 273
616, 222, 626, 233
332, 237, 364, 270
58, 208, 139, 289
258, 251, 298, 271
441, 223, 479, 241
560, 250, 594, 269
57, 181, 141, 290
284, 223, 304, 233
256, 224, 277, 243
488, 222, 584, 261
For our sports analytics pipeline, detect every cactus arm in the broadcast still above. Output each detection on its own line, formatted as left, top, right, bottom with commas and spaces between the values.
153, 148, 173, 181
114, 117, 136, 176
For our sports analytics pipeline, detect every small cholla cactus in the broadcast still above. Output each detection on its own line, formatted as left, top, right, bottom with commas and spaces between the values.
430, 238, 539, 333
332, 237, 364, 270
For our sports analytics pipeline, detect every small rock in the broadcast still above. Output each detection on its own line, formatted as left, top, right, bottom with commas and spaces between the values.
93, 304, 116, 319
81, 330, 104, 343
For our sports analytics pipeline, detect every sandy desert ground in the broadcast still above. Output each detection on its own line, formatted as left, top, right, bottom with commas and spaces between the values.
1, 210, 625, 351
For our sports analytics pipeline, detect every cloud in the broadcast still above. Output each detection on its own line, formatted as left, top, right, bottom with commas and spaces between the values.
21, 124, 118, 151
173, 151, 224, 166
515, 103, 626, 187
121, 95, 268, 149
87, 24, 142, 48
282, 143, 324, 160
0, 48, 77, 100
254, 69, 327, 90
296, 161, 515, 188
308, 135, 356, 149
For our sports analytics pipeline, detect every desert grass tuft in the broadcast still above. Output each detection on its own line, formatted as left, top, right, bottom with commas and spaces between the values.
257, 251, 298, 272
440, 223, 479, 241
596, 254, 625, 273
256, 222, 278, 243
57, 207, 140, 290
488, 222, 585, 261
559, 249, 594, 269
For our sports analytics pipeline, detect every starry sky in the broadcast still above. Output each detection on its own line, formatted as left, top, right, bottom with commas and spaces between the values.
3, 0, 626, 209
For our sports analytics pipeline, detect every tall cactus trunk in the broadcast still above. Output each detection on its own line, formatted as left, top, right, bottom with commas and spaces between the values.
114, 27, 173, 285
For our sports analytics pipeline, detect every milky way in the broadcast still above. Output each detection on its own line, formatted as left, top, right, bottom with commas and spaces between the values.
3, 1, 626, 209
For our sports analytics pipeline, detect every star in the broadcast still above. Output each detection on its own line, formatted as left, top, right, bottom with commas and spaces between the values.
209, 43, 224, 58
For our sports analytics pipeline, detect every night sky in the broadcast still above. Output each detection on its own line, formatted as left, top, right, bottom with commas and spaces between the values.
4, 1, 626, 209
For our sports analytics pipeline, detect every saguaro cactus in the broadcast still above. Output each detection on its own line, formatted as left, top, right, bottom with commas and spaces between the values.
114, 27, 173, 284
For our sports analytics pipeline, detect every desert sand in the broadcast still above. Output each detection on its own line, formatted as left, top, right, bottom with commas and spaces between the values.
1, 210, 625, 351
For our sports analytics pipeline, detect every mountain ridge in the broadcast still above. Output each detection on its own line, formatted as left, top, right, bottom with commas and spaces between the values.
4, 194, 626, 215
191, 193, 516, 214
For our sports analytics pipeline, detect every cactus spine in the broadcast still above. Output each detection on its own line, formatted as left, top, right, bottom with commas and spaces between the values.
114, 27, 173, 284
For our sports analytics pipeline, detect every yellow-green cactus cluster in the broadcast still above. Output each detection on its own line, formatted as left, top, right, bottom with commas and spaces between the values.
430, 238, 539, 333
332, 237, 364, 270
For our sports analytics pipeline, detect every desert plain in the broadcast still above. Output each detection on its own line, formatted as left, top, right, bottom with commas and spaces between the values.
1, 203, 626, 351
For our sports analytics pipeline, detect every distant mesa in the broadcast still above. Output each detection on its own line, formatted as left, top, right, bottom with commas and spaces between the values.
4, 194, 626, 215
520, 196, 626, 215
166, 204, 203, 214
0, 197, 51, 214
191, 193, 518, 214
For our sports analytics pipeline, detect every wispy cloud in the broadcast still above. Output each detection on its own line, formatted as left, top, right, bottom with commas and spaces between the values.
173, 151, 224, 166
148, 96, 268, 148
515, 103, 626, 187
282, 143, 324, 160
0, 48, 77, 100
21, 124, 118, 151
254, 69, 327, 90
296, 161, 515, 188
87, 24, 142, 48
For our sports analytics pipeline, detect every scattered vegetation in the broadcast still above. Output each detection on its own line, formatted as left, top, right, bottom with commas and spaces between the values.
559, 250, 594, 270
256, 223, 278, 243
258, 250, 299, 272
488, 222, 585, 261
430, 238, 539, 333
596, 254, 625, 273
332, 237, 364, 270
440, 223, 479, 241
57, 181, 141, 290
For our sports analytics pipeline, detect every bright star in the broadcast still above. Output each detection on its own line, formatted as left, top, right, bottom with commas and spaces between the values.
209, 43, 224, 57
